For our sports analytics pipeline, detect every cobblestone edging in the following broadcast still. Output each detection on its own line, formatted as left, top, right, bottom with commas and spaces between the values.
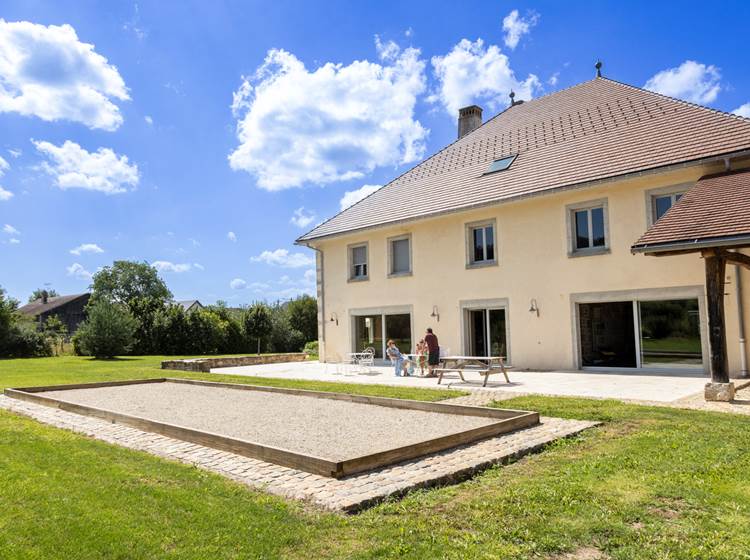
0, 394, 596, 513
161, 353, 307, 372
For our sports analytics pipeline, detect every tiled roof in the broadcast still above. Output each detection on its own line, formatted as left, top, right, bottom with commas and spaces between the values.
298, 77, 750, 242
17, 293, 90, 317
631, 169, 750, 252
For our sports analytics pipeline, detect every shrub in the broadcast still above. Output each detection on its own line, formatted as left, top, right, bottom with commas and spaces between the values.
75, 301, 137, 358
5, 323, 53, 358
303, 340, 319, 355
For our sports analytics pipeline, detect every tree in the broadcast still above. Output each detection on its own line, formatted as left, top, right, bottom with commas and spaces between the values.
28, 288, 59, 303
243, 303, 272, 354
0, 287, 52, 358
90, 261, 172, 307
286, 295, 318, 343
74, 300, 136, 358
90, 261, 171, 354
43, 315, 68, 355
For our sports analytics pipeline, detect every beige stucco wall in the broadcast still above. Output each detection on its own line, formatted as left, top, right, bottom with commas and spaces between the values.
312, 160, 750, 377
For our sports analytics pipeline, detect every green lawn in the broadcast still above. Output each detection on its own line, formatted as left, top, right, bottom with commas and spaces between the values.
2, 357, 750, 559
0, 355, 463, 402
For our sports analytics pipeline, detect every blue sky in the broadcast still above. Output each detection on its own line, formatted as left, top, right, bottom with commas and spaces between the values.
1, 0, 748, 304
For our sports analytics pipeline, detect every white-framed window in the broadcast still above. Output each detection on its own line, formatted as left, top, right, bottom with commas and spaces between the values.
388, 234, 412, 277
466, 220, 497, 267
567, 199, 609, 256
348, 243, 368, 281
652, 192, 684, 222
645, 184, 690, 227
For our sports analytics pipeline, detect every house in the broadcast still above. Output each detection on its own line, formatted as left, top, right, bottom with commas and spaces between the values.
297, 74, 750, 378
173, 300, 204, 313
17, 292, 91, 335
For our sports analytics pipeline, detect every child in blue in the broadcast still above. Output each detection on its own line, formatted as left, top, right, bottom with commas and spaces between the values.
386, 339, 409, 376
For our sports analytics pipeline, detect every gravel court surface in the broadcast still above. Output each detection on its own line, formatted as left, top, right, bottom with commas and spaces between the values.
41, 382, 499, 460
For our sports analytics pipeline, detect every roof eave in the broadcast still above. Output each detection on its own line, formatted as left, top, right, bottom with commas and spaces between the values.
631, 233, 750, 255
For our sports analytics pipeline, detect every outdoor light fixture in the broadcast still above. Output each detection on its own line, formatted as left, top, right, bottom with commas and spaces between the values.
529, 299, 539, 317
430, 305, 440, 322
329, 312, 339, 326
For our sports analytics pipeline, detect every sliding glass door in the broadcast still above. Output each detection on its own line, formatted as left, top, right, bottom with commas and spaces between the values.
354, 315, 383, 358
579, 298, 703, 371
467, 308, 507, 358
353, 312, 411, 359
639, 299, 702, 369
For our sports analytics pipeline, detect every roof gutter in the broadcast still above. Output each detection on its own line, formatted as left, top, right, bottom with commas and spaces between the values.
296, 148, 750, 245
631, 233, 750, 254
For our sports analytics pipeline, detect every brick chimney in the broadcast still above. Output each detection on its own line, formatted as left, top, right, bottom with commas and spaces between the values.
457, 105, 482, 139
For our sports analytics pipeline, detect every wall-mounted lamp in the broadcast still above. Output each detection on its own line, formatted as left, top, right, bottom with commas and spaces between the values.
430, 305, 440, 322
529, 299, 539, 317
329, 312, 339, 326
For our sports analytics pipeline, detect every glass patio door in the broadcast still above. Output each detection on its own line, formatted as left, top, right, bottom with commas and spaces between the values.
385, 314, 412, 355
354, 315, 383, 358
467, 309, 507, 357
353, 312, 411, 359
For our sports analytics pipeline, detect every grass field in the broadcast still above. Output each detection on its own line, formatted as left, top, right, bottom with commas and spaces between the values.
2, 356, 750, 559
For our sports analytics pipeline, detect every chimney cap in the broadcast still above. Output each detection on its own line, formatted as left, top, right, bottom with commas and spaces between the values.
458, 104, 482, 115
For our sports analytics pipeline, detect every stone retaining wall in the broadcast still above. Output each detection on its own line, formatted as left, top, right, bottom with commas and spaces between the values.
161, 353, 307, 372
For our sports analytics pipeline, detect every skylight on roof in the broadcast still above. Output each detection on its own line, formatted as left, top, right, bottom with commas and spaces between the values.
485, 155, 516, 174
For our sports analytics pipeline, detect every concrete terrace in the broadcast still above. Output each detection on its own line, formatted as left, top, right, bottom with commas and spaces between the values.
212, 361, 714, 403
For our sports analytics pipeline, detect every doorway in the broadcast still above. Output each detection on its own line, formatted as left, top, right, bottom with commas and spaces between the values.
578, 298, 704, 370
466, 308, 508, 358
353, 312, 412, 359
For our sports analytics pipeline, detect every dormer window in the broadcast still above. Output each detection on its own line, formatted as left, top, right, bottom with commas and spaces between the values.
485, 155, 516, 174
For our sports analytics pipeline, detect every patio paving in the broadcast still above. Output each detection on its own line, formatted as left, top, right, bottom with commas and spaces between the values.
212, 361, 713, 403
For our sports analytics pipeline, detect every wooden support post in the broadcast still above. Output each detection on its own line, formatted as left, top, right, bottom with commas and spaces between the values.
705, 253, 729, 383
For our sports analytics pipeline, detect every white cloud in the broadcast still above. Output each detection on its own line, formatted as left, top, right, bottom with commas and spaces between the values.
152, 260, 191, 273
67, 262, 92, 280
429, 38, 541, 116
644, 60, 721, 105
228, 41, 428, 190
733, 103, 750, 118
8, 148, 21, 158
0, 19, 129, 130
502, 9, 539, 50
8, 237, 20, 244
0, 155, 8, 175
34, 140, 139, 194
193, 262, 205, 271
227, 231, 237, 242
290, 207, 316, 228
548, 72, 559, 87
251, 248, 315, 268
3, 223, 19, 235
144, 115, 153, 125
0, 186, 12, 200
229, 278, 247, 290
70, 243, 104, 255
339, 184, 381, 211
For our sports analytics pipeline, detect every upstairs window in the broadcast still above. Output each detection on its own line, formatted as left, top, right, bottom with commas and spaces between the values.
388, 235, 412, 276
567, 199, 609, 256
652, 192, 683, 221
349, 244, 368, 281
467, 220, 497, 267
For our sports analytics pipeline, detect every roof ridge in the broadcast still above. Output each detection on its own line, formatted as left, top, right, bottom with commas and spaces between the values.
296, 79, 601, 243
600, 76, 750, 123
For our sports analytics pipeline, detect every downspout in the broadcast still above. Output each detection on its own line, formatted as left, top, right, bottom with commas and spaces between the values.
736, 263, 748, 378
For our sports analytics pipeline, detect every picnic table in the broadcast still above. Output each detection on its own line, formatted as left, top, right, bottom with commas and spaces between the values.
435, 355, 511, 387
